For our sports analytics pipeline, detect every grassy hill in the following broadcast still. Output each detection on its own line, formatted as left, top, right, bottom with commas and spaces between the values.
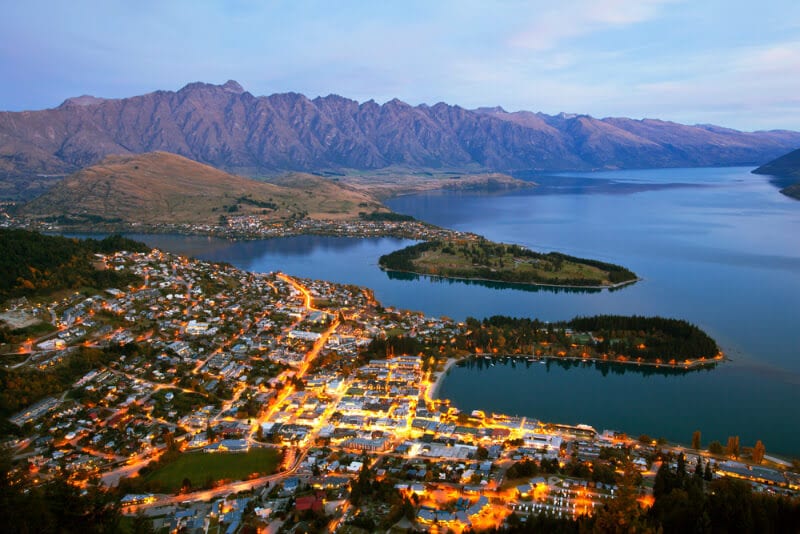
332, 169, 535, 200
19, 152, 387, 226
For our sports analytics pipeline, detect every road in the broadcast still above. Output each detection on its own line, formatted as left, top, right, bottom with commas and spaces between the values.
127, 444, 307, 512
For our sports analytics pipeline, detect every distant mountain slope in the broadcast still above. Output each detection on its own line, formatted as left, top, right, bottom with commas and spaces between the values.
2, 81, 800, 199
19, 151, 385, 224
753, 147, 800, 200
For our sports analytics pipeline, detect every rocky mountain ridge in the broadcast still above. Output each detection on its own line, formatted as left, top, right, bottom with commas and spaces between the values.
2, 80, 800, 199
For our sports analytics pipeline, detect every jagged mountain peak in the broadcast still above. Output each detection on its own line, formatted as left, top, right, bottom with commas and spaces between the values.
59, 95, 107, 108
222, 80, 245, 93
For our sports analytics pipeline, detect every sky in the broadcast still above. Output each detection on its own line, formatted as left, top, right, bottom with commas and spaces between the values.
2, 0, 799, 131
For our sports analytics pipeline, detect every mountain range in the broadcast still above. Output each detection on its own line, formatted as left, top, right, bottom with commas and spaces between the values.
2, 80, 800, 199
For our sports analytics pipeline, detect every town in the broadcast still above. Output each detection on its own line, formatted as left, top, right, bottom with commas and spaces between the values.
0, 205, 482, 244
1, 247, 798, 533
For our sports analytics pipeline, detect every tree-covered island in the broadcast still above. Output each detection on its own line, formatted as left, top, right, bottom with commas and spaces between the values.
379, 239, 638, 288
462, 315, 722, 366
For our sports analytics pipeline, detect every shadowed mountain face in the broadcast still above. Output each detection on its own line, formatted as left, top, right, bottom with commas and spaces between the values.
2, 80, 800, 198
753, 147, 800, 179
753, 147, 800, 200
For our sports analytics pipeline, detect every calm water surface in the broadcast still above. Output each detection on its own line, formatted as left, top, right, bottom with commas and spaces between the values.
128, 167, 800, 455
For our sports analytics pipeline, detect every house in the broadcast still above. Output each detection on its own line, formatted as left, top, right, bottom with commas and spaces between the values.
295, 493, 324, 513
347, 461, 364, 473
283, 477, 300, 493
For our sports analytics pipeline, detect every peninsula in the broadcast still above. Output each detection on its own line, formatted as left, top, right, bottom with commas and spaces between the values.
379, 239, 638, 289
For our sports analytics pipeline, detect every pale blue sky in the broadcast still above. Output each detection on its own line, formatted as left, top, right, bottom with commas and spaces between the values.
2, 0, 799, 130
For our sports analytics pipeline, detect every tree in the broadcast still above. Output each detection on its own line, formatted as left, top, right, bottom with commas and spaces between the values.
726, 436, 740, 458
752, 440, 766, 464
163, 430, 177, 452
708, 441, 724, 455
676, 453, 686, 481
703, 461, 713, 481
691, 430, 701, 450
131, 511, 155, 534
693, 456, 703, 479
206, 420, 215, 442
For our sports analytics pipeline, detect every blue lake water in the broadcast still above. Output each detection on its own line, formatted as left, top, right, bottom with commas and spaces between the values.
124, 166, 800, 456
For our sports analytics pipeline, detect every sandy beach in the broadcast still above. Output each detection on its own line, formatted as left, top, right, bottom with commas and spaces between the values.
428, 357, 459, 399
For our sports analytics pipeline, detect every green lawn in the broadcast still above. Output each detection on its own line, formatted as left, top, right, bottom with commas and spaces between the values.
144, 448, 279, 492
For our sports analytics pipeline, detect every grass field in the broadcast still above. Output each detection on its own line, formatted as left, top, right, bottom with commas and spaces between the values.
416, 247, 610, 282
144, 448, 280, 492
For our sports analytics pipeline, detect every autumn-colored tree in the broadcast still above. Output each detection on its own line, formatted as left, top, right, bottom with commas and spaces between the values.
726, 436, 740, 458
691, 430, 701, 450
752, 440, 766, 464
592, 460, 658, 534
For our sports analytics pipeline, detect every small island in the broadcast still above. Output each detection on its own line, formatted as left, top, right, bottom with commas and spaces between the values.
379, 239, 638, 288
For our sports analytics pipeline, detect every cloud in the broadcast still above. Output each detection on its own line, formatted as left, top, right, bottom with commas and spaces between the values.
509, 0, 681, 51
735, 41, 800, 76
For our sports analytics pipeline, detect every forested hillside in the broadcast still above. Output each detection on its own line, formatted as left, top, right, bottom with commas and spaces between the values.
0, 230, 147, 301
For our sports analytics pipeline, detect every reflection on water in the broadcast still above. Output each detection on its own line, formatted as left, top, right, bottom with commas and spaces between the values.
456, 355, 718, 378
439, 356, 800, 454
764, 174, 800, 191
127, 234, 406, 262
512, 172, 709, 196
384, 270, 606, 294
